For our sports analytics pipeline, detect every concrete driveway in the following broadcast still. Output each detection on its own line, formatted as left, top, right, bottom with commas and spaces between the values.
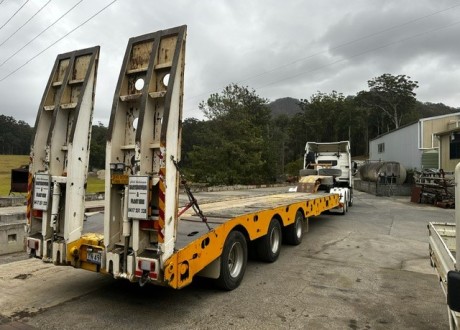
0, 189, 451, 329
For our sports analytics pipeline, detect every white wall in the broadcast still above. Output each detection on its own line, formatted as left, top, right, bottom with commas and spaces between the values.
369, 123, 421, 169
0, 223, 26, 255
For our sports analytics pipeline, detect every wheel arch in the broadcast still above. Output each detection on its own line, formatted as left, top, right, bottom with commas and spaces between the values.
230, 224, 250, 242
271, 213, 283, 226
282, 207, 305, 228
296, 207, 306, 220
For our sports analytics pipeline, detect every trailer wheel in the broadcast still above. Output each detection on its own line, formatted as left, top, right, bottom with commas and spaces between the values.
284, 210, 304, 245
216, 230, 248, 291
256, 218, 282, 262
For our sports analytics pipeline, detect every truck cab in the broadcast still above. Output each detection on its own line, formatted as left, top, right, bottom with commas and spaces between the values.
301, 141, 354, 212
304, 141, 352, 186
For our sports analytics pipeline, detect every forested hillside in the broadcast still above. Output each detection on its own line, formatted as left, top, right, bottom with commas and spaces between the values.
268, 97, 302, 117
183, 74, 459, 185
1, 73, 458, 184
0, 115, 33, 155
0, 117, 108, 171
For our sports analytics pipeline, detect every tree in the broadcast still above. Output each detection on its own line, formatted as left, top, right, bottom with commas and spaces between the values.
299, 91, 350, 143
270, 114, 290, 176
186, 84, 272, 185
179, 75, 457, 181
181, 118, 205, 168
357, 74, 418, 129
285, 112, 307, 163
0, 115, 33, 155
89, 123, 107, 170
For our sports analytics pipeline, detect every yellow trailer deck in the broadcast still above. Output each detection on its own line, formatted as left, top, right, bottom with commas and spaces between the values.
165, 192, 339, 289
75, 190, 340, 290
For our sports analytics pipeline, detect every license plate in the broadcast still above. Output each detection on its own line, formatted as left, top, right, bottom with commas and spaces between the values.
86, 251, 101, 265
111, 174, 128, 185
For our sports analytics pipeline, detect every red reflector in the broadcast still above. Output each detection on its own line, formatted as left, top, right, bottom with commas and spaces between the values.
139, 221, 155, 230
135, 270, 158, 280
32, 210, 43, 218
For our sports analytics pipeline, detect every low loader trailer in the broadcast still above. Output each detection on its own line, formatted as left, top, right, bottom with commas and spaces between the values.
27, 25, 344, 290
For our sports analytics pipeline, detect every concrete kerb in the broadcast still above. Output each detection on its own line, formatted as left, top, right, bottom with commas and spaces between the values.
186, 183, 290, 193
0, 205, 27, 255
85, 182, 292, 197
0, 183, 291, 256
0, 196, 26, 207
0, 221, 26, 255
354, 178, 412, 196
2, 183, 291, 204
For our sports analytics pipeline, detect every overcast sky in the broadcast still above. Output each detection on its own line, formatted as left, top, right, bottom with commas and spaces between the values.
0, 0, 459, 126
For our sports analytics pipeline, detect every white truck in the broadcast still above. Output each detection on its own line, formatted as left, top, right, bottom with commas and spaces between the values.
428, 162, 460, 329
299, 141, 354, 214
26, 25, 347, 290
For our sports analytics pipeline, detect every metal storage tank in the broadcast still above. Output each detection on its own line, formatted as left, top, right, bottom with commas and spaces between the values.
359, 161, 407, 185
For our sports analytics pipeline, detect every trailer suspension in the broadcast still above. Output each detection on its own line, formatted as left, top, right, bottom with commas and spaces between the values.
171, 156, 211, 231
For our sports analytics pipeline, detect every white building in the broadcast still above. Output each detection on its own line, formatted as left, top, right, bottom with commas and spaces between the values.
369, 113, 460, 170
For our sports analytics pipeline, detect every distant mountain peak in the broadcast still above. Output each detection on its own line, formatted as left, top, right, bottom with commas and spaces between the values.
268, 97, 302, 117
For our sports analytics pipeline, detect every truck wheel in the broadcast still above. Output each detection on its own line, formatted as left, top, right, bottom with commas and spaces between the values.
348, 198, 353, 207
284, 210, 304, 245
256, 218, 282, 262
216, 230, 248, 291
299, 169, 317, 176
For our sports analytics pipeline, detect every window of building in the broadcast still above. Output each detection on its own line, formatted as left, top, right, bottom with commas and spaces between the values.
450, 133, 460, 159
378, 143, 385, 153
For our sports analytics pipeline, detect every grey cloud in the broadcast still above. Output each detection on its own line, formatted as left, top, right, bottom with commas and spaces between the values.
0, 0, 459, 126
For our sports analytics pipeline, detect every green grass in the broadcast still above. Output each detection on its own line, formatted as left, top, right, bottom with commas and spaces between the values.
86, 175, 105, 194
0, 155, 105, 196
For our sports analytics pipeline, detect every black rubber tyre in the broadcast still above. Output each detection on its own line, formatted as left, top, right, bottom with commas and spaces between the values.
216, 230, 248, 291
284, 210, 304, 245
256, 218, 282, 262
318, 168, 342, 177
299, 169, 317, 176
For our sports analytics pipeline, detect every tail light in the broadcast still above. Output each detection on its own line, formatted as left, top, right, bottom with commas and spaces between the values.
138, 259, 156, 272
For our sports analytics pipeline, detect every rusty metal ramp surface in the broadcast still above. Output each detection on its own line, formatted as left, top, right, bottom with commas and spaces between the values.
180, 192, 332, 220
175, 192, 334, 250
